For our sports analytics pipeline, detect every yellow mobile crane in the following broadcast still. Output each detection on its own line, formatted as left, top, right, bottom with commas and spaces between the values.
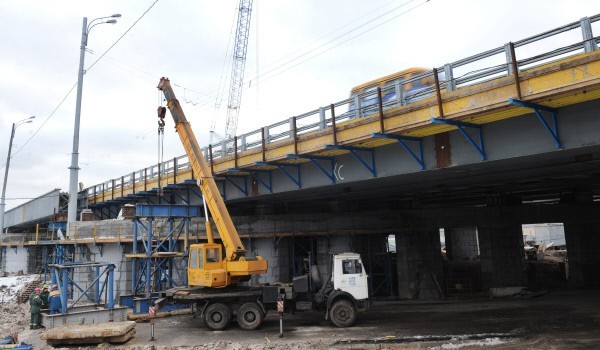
157, 77, 267, 288
157, 77, 369, 331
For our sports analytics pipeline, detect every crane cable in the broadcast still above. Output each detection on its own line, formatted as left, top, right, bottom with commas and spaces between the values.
157, 93, 166, 197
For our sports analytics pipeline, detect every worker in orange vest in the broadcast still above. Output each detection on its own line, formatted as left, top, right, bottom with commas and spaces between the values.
49, 284, 62, 315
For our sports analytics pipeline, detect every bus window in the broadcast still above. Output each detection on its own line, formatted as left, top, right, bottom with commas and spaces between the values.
348, 68, 430, 111
383, 79, 399, 104
362, 86, 378, 107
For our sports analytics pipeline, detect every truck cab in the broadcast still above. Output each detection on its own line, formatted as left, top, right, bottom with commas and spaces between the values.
332, 253, 369, 301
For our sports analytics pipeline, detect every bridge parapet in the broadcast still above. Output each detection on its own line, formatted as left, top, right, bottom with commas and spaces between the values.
86, 14, 600, 207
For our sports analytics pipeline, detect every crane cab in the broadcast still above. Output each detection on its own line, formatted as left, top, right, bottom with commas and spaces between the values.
188, 243, 268, 287
188, 243, 228, 287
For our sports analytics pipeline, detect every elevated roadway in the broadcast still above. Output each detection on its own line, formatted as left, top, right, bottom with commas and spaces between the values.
85, 15, 600, 217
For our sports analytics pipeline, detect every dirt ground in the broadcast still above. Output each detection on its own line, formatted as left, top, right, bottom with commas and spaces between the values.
12, 289, 600, 349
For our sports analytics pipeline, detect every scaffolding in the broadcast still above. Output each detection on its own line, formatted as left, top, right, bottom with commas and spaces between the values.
126, 204, 200, 297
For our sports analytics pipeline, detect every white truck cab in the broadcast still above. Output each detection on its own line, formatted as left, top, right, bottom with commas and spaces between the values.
332, 253, 369, 301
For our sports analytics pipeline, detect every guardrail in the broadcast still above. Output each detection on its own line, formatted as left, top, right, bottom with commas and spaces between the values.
86, 14, 600, 202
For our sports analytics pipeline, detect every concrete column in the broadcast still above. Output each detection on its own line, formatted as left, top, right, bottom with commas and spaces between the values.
445, 227, 479, 261
477, 224, 527, 290
563, 222, 600, 288
396, 228, 444, 300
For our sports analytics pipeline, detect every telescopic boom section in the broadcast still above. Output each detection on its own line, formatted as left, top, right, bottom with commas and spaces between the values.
157, 77, 246, 261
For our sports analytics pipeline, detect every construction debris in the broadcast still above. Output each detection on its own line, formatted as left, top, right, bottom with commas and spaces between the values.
40, 321, 136, 346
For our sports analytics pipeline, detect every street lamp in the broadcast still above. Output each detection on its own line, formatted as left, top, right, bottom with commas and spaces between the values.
0, 116, 35, 234
67, 14, 121, 228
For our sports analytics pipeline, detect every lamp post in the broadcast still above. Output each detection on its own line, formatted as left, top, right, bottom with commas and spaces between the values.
0, 116, 35, 234
67, 14, 120, 229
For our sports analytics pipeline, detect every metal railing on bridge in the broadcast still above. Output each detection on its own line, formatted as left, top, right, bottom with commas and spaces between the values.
86, 14, 600, 204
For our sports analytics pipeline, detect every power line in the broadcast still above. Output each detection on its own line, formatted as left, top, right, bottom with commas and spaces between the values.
86, 0, 161, 72
1, 0, 161, 172
183, 0, 431, 109
248, 0, 430, 86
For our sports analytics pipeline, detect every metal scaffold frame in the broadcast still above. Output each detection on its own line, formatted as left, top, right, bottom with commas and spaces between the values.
49, 261, 115, 314
128, 204, 200, 297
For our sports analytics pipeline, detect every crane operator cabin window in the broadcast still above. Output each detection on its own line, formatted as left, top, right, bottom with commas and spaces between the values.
206, 248, 220, 263
190, 248, 199, 269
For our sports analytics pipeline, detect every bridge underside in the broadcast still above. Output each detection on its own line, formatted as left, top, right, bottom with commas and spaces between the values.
72, 98, 600, 299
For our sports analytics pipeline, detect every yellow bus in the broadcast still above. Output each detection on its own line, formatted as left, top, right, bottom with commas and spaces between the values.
348, 67, 438, 114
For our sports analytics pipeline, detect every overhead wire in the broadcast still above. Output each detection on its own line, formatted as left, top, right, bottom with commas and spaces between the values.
247, 0, 430, 86
1, 0, 161, 172
3, 0, 428, 172
247, 0, 419, 79
183, 0, 431, 109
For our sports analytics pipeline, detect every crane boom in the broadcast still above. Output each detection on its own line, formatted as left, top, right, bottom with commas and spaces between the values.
158, 77, 267, 287
224, 0, 253, 140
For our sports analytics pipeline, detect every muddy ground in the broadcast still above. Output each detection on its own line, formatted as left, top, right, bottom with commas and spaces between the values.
13, 289, 600, 349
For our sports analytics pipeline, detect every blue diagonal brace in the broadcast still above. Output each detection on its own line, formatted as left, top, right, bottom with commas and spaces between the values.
229, 168, 273, 193
222, 175, 248, 197
184, 178, 226, 200
372, 133, 425, 170
508, 98, 561, 149
325, 145, 377, 177
256, 162, 302, 189
286, 154, 336, 184
431, 118, 486, 160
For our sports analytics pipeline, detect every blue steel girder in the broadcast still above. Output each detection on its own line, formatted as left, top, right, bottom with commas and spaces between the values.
255, 161, 302, 189
228, 168, 273, 193
325, 145, 377, 177
372, 132, 425, 170
431, 118, 486, 160
508, 98, 561, 149
135, 204, 201, 218
286, 154, 336, 184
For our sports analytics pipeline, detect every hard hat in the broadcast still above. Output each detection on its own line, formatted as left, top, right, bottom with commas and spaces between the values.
43, 284, 49, 289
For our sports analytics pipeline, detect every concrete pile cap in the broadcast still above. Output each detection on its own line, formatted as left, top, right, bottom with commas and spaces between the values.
41, 321, 136, 343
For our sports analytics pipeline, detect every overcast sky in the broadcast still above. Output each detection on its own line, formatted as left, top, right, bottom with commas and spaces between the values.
1, 0, 599, 211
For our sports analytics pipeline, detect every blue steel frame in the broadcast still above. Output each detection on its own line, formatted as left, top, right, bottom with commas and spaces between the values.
228, 168, 273, 193
372, 132, 425, 170
49, 261, 115, 314
508, 98, 561, 149
430, 118, 486, 160
255, 161, 302, 189
286, 154, 336, 184
222, 174, 248, 197
325, 145, 377, 177
131, 204, 198, 297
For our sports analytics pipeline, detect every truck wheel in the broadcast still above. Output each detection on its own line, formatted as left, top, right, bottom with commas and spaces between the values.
329, 300, 357, 328
204, 303, 231, 331
237, 302, 264, 330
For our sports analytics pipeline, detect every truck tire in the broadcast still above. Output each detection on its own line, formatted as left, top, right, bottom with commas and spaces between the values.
237, 302, 264, 330
204, 303, 231, 331
329, 299, 357, 328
